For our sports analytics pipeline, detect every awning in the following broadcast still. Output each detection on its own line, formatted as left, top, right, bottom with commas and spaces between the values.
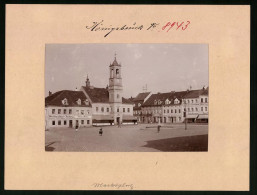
197, 114, 208, 119
123, 115, 137, 120
186, 114, 198, 119
92, 115, 114, 121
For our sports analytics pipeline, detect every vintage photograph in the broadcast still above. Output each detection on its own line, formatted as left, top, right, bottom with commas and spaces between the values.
45, 44, 209, 152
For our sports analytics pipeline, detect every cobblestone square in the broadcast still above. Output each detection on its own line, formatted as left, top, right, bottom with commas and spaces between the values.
45, 124, 208, 152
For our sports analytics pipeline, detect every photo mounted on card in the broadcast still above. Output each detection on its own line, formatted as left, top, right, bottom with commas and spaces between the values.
5, 5, 250, 190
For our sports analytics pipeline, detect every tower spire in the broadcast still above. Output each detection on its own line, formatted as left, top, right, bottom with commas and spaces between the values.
86, 74, 90, 87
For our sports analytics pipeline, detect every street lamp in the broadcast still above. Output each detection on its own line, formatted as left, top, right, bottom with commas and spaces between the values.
183, 100, 187, 130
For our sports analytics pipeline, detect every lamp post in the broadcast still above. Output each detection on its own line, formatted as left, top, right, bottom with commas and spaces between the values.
184, 100, 187, 130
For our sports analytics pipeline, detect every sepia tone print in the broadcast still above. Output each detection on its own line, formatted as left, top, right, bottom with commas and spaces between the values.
45, 44, 208, 152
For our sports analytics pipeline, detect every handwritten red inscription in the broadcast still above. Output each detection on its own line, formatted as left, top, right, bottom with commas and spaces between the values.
162, 21, 190, 32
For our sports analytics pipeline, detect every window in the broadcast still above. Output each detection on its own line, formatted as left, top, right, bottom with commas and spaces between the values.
191, 100, 194, 103
117, 94, 120, 99
205, 98, 208, 103
164, 109, 166, 113
127, 108, 130, 112
191, 108, 194, 111
96, 107, 99, 112
62, 98, 68, 105
64, 120, 67, 125
101, 107, 104, 112
196, 107, 198, 111
69, 109, 72, 114
179, 117, 181, 121
201, 98, 203, 103
87, 110, 90, 114
77, 99, 81, 105
201, 107, 203, 111
52, 109, 55, 114
117, 108, 119, 112
81, 110, 84, 115
196, 99, 198, 103
188, 108, 190, 111
107, 108, 109, 112
58, 109, 61, 114
116, 69, 119, 76
171, 109, 173, 113
138, 103, 141, 107
52, 121, 55, 125
167, 109, 169, 113
179, 109, 181, 113
123, 108, 125, 112
58, 120, 61, 125
205, 107, 207, 111
175, 109, 177, 113
84, 99, 89, 105
64, 109, 66, 114
87, 120, 90, 124
81, 120, 84, 125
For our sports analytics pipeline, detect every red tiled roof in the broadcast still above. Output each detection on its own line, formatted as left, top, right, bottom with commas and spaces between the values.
45, 90, 91, 107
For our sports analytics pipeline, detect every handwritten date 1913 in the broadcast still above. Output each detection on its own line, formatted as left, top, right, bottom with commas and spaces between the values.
162, 21, 190, 32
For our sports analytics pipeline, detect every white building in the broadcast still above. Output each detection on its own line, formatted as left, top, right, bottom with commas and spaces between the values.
80, 55, 136, 126
45, 90, 92, 129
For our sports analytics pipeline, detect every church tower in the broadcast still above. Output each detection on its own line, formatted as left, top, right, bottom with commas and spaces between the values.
108, 53, 123, 103
108, 53, 123, 125
85, 75, 90, 88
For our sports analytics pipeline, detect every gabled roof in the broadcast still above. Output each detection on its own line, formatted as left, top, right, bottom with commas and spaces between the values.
142, 92, 173, 107
133, 92, 151, 101
82, 86, 109, 103
45, 90, 91, 107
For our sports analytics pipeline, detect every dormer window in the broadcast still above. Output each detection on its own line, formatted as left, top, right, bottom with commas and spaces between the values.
174, 98, 180, 104
62, 98, 68, 105
77, 98, 81, 105
84, 99, 89, 105
165, 99, 171, 105
154, 100, 157, 105
138, 103, 141, 107
158, 100, 162, 105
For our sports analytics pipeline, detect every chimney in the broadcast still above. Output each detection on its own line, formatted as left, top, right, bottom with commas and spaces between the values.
49, 91, 52, 96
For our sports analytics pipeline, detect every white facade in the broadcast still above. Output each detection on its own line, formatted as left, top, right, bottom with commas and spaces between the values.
45, 106, 92, 129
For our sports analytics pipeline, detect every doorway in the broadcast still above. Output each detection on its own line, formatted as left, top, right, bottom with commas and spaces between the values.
69, 120, 73, 127
117, 117, 120, 125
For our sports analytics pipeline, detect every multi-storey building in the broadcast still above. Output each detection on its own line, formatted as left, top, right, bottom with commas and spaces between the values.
183, 87, 209, 123
140, 88, 209, 124
81, 56, 135, 126
45, 90, 92, 129
45, 55, 136, 128
132, 92, 151, 123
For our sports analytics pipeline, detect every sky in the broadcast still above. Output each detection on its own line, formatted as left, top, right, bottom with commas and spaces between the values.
45, 44, 208, 98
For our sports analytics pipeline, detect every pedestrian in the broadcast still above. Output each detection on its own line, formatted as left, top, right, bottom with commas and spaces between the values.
75, 121, 79, 132
157, 124, 161, 133
99, 127, 103, 136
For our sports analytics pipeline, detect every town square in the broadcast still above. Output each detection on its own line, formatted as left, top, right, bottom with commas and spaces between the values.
45, 44, 208, 152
